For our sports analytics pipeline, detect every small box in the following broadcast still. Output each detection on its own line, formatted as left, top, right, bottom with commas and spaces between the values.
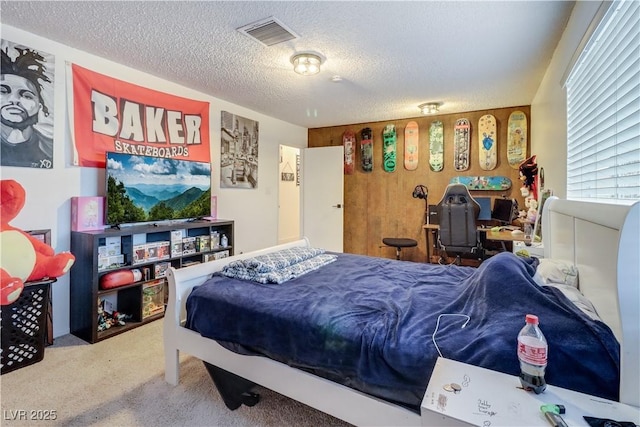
98, 256, 110, 271
171, 242, 183, 258
213, 250, 229, 260
182, 237, 196, 255
99, 293, 118, 315
71, 196, 105, 231
157, 241, 171, 259
106, 243, 121, 256
154, 262, 171, 278
98, 254, 124, 271
196, 235, 211, 252
98, 246, 108, 257
133, 244, 147, 264
145, 242, 160, 261
171, 230, 184, 257
142, 280, 166, 319
105, 236, 121, 247
210, 231, 220, 248
170, 230, 183, 243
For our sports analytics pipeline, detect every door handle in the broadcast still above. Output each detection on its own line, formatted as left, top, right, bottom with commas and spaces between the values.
332, 204, 342, 208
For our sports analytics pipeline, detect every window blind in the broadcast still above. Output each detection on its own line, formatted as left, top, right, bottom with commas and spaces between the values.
566, 0, 640, 202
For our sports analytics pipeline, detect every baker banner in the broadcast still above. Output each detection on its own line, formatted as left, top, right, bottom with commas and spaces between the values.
70, 63, 210, 167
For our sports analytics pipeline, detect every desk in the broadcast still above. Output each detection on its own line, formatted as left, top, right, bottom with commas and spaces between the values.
423, 224, 525, 263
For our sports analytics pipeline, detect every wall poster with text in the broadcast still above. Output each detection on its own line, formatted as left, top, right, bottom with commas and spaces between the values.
1, 40, 55, 169
220, 111, 258, 189
69, 63, 210, 168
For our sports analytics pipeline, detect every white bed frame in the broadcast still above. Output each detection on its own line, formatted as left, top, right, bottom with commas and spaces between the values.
164, 199, 639, 426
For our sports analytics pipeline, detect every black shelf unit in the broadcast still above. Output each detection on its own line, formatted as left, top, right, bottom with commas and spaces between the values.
70, 219, 234, 343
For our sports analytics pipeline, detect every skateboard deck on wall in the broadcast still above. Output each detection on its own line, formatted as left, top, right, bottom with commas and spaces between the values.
382, 124, 397, 172
404, 121, 419, 171
478, 114, 497, 171
454, 118, 471, 171
507, 110, 528, 169
450, 175, 512, 191
429, 120, 444, 172
343, 130, 356, 175
361, 127, 373, 172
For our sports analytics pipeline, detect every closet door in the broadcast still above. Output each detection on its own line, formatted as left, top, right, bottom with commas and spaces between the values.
302, 146, 344, 252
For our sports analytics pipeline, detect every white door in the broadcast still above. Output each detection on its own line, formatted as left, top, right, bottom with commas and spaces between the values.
302, 146, 344, 252
278, 145, 301, 244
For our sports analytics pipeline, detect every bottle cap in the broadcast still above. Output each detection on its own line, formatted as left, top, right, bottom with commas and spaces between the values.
526, 314, 539, 324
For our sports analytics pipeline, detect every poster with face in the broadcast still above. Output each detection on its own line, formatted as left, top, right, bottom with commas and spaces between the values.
1, 40, 55, 169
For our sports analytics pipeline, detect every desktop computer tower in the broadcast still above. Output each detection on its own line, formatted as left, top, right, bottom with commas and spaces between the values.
427, 205, 439, 225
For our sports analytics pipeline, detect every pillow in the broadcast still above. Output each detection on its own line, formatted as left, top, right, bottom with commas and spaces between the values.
545, 283, 601, 322
536, 258, 579, 288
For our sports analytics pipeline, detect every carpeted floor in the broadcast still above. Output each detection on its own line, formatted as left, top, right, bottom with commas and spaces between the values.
0, 320, 351, 426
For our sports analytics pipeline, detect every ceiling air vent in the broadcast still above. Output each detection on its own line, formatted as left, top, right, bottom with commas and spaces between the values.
237, 16, 299, 47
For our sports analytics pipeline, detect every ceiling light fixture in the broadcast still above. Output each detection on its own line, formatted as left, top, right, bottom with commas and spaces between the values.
291, 53, 322, 76
418, 103, 441, 115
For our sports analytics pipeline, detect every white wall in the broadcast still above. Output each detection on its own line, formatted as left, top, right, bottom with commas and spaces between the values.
531, 1, 603, 199
1, 25, 308, 338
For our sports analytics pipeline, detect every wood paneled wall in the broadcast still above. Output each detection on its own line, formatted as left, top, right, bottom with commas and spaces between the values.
308, 106, 531, 262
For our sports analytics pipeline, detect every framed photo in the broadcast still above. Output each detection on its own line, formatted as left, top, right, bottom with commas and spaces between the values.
220, 111, 259, 189
26, 229, 51, 245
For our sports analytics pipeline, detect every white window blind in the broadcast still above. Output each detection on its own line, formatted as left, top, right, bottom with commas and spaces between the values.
566, 0, 640, 202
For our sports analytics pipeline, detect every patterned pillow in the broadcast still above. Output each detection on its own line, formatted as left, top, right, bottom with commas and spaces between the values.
537, 258, 579, 288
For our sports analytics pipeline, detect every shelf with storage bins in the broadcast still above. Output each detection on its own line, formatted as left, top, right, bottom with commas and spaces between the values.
70, 219, 234, 343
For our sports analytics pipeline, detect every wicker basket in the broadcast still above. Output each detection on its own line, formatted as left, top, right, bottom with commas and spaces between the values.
1, 279, 53, 374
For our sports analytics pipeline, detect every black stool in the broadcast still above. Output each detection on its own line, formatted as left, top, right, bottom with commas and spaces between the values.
382, 238, 418, 260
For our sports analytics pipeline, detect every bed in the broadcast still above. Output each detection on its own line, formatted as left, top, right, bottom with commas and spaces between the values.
164, 198, 639, 425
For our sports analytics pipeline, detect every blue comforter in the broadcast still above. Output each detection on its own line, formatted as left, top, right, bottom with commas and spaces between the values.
186, 252, 620, 412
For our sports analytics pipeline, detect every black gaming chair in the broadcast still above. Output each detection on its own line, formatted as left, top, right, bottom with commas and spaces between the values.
436, 184, 483, 264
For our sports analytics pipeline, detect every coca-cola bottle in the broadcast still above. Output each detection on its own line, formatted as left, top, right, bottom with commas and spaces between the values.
517, 314, 547, 393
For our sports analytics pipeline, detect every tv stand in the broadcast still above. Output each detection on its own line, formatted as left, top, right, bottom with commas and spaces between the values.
70, 219, 234, 343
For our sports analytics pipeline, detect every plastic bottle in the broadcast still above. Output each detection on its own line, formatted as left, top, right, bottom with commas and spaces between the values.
517, 314, 547, 394
221, 234, 228, 248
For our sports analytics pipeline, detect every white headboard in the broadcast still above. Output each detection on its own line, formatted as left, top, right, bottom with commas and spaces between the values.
542, 197, 639, 407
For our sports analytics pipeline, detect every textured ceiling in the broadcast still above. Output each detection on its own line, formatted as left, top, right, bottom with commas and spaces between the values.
1, 1, 575, 129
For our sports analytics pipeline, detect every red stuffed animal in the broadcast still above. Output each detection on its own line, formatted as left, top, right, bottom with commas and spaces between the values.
0, 179, 75, 305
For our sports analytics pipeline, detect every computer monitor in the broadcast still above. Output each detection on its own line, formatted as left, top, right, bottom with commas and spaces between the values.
475, 197, 492, 221
492, 198, 515, 224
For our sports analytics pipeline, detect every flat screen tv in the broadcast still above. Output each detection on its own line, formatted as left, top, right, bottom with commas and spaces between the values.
105, 152, 211, 226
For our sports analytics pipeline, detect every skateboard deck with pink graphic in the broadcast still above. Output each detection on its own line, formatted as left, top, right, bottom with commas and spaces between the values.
453, 118, 471, 171
478, 114, 497, 170
507, 110, 528, 169
361, 127, 373, 172
343, 130, 356, 175
404, 121, 419, 171
429, 120, 444, 172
